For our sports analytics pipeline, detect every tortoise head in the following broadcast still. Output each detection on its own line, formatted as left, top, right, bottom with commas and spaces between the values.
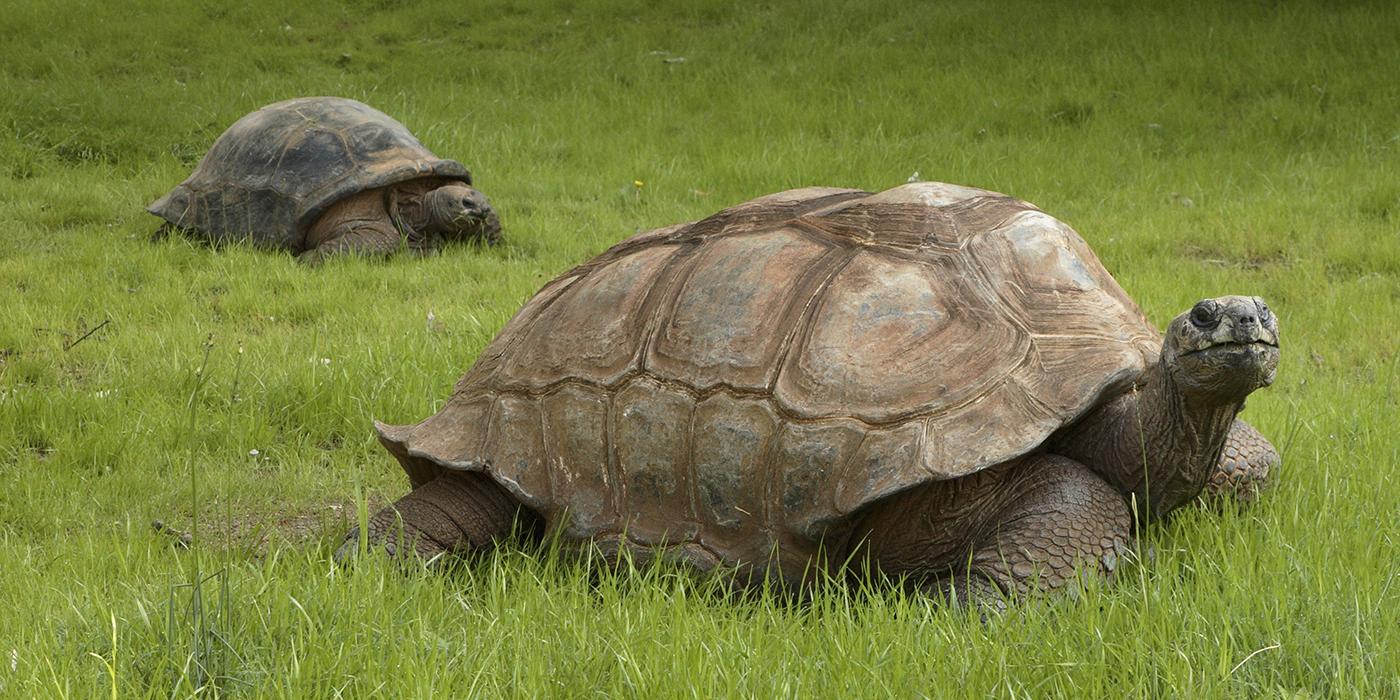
1162, 295, 1279, 401
423, 184, 502, 244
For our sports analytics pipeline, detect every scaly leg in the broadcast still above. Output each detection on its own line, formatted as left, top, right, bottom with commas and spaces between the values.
299, 189, 402, 265
853, 454, 1132, 606
1201, 418, 1278, 503
336, 471, 536, 563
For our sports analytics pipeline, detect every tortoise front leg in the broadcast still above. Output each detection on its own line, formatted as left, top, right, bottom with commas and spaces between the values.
854, 455, 1132, 606
298, 189, 402, 265
1201, 418, 1279, 503
298, 226, 400, 265
336, 471, 537, 563
960, 456, 1132, 603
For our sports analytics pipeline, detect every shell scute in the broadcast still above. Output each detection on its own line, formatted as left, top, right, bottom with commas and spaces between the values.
270, 128, 349, 195
775, 249, 1028, 423
967, 211, 1152, 340
541, 383, 614, 538
480, 394, 551, 512
774, 419, 865, 540
501, 244, 678, 388
691, 393, 777, 541
832, 420, 926, 515
400, 395, 493, 483
612, 376, 699, 545
922, 376, 1057, 480
647, 229, 831, 391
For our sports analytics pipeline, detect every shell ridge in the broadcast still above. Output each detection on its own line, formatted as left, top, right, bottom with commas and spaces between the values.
948, 197, 1039, 250
799, 191, 873, 217
491, 369, 1067, 429
269, 126, 300, 196
565, 233, 696, 281
532, 395, 555, 510
698, 189, 871, 243
537, 394, 560, 516
757, 232, 846, 389
477, 392, 505, 476
757, 418, 786, 558
682, 395, 703, 525
604, 388, 624, 529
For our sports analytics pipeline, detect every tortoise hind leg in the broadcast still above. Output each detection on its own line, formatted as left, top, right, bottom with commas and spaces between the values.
336, 471, 538, 563
853, 454, 1131, 607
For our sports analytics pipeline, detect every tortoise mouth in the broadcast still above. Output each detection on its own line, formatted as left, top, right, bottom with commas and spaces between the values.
451, 210, 487, 226
1181, 340, 1278, 357
1173, 339, 1279, 397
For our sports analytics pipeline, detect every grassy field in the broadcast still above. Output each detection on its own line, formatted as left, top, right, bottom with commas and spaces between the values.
1, 0, 1397, 696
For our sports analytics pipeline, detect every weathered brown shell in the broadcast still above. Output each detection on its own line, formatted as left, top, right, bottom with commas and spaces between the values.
378, 182, 1159, 574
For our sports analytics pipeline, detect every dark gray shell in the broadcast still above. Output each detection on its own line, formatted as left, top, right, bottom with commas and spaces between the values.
148, 96, 471, 251
377, 183, 1160, 578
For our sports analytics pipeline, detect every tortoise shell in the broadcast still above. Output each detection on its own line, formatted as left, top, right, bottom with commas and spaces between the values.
378, 182, 1159, 576
148, 96, 471, 251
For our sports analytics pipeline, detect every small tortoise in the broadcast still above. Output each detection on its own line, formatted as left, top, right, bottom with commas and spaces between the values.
149, 96, 501, 264
343, 183, 1280, 600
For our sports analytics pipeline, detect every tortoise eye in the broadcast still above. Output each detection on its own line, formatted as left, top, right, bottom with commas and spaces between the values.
1258, 301, 1272, 323
1189, 301, 1218, 329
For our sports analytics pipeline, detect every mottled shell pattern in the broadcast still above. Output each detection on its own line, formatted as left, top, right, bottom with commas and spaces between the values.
379, 182, 1159, 572
148, 96, 472, 251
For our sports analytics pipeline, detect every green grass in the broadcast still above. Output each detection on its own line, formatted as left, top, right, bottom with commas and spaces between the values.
1, 0, 1397, 696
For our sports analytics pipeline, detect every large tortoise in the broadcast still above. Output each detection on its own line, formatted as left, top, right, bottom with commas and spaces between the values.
149, 96, 501, 264
342, 182, 1280, 600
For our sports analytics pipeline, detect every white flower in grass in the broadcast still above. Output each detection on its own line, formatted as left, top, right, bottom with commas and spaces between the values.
249, 449, 260, 457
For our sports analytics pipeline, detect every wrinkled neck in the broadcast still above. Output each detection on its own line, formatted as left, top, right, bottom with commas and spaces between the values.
389, 187, 434, 238
1051, 362, 1242, 522
1135, 364, 1241, 517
